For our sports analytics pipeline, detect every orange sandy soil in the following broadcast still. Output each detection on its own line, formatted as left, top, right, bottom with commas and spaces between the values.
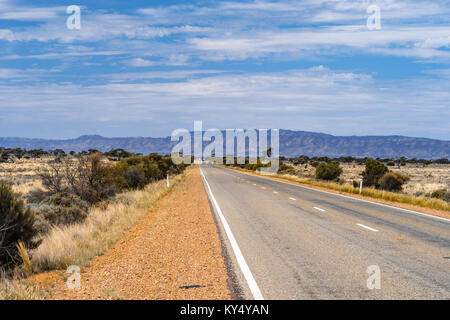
219, 165, 450, 220
32, 167, 232, 300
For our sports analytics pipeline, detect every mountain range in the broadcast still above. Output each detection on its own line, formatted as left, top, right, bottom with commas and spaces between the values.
0, 130, 448, 159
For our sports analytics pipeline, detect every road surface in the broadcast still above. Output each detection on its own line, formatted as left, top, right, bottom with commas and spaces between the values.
200, 164, 450, 300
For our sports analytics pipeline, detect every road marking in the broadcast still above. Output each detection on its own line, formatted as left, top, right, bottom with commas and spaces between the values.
261, 187, 266, 190
313, 206, 326, 212
356, 223, 379, 232
253, 183, 257, 186
200, 167, 264, 300
289, 197, 296, 201
220, 167, 450, 223
273, 191, 279, 194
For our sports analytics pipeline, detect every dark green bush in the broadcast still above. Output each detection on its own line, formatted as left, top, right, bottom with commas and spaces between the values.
122, 167, 146, 189
315, 162, 343, 181
278, 163, 295, 174
378, 172, 410, 192
361, 158, 388, 188
0, 183, 38, 268
431, 189, 450, 202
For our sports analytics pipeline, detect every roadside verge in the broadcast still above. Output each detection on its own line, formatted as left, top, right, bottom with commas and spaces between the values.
28, 167, 232, 299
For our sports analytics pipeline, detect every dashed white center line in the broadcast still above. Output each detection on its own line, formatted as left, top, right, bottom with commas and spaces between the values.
253, 183, 257, 186
261, 187, 266, 190
273, 191, 279, 194
313, 207, 326, 212
356, 223, 379, 232
289, 197, 297, 201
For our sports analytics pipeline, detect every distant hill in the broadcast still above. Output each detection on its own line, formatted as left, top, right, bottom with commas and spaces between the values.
0, 131, 448, 159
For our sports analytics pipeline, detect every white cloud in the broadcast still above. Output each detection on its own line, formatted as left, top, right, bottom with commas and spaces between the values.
0, 67, 447, 138
125, 58, 155, 67
0, 7, 64, 21
189, 25, 450, 61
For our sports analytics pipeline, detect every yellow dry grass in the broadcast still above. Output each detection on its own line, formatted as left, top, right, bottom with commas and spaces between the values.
0, 275, 47, 300
0, 158, 48, 194
16, 241, 32, 277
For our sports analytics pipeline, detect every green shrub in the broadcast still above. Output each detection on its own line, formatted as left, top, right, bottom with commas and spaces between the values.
315, 162, 343, 181
0, 183, 38, 268
34, 193, 90, 233
431, 189, 450, 202
361, 158, 388, 188
278, 163, 295, 174
122, 167, 146, 189
379, 172, 410, 192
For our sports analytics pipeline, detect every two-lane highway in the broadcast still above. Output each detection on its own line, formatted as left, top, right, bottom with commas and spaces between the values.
200, 164, 450, 300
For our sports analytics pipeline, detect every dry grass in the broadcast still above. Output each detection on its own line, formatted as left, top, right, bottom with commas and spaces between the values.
31, 172, 186, 272
224, 166, 450, 212
0, 271, 47, 300
16, 241, 32, 277
0, 158, 47, 192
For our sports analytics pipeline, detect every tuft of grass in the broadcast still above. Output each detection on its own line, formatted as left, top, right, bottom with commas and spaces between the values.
223, 166, 450, 212
0, 270, 46, 300
16, 241, 33, 276
31, 172, 186, 272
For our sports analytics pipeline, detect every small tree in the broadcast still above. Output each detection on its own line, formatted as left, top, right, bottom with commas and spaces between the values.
315, 162, 343, 181
0, 183, 38, 267
361, 158, 388, 188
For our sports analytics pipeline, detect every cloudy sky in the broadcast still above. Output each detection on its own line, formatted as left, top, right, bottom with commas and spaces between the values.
0, 0, 449, 139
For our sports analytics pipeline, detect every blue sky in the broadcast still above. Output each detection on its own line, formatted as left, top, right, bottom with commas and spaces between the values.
0, 0, 449, 139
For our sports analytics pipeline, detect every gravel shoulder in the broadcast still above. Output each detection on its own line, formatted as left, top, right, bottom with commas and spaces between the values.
32, 166, 232, 300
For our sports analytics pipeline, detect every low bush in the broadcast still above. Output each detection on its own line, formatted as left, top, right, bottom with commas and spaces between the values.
34, 193, 90, 234
22, 189, 49, 205
315, 162, 343, 181
278, 163, 295, 174
431, 189, 450, 202
378, 172, 410, 192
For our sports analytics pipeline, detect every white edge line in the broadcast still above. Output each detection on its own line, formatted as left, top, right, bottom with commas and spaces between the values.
357, 223, 379, 232
313, 206, 326, 212
199, 167, 264, 300
219, 167, 450, 223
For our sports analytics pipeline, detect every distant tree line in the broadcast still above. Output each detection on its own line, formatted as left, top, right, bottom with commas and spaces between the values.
287, 155, 449, 166
0, 147, 149, 162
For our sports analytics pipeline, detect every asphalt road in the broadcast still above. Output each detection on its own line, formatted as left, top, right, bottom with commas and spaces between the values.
200, 164, 450, 300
